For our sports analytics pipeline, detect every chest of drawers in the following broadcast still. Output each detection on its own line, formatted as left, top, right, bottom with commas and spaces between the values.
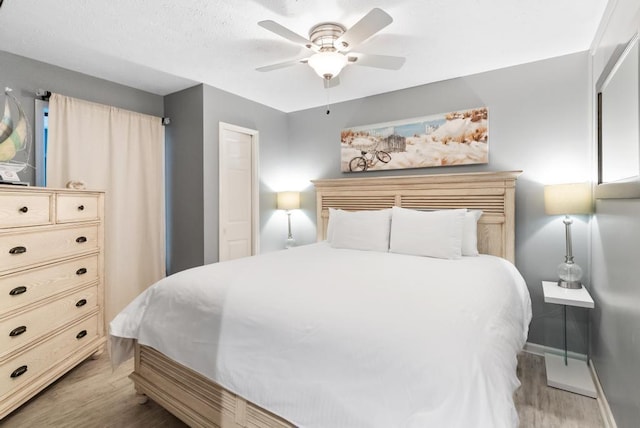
0, 185, 105, 419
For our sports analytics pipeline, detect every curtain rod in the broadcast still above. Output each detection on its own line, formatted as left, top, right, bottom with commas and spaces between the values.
34, 88, 171, 125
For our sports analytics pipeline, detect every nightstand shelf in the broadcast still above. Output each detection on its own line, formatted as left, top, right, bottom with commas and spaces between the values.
542, 281, 594, 307
542, 281, 597, 398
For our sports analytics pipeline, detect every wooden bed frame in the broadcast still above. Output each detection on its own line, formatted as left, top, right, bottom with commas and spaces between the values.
131, 171, 521, 428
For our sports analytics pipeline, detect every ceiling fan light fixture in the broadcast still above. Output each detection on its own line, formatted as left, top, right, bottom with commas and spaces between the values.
308, 51, 347, 80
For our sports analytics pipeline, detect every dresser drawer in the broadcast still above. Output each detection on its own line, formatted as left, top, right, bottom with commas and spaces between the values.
0, 286, 98, 358
0, 255, 99, 315
0, 225, 98, 274
0, 192, 52, 228
0, 314, 98, 399
56, 194, 100, 223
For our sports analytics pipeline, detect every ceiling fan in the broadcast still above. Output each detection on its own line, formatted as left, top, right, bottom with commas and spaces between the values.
256, 8, 405, 86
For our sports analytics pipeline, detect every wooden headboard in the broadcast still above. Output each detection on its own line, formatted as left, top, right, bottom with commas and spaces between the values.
312, 171, 521, 263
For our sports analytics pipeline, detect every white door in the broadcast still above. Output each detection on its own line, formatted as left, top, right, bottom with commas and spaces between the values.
219, 122, 259, 261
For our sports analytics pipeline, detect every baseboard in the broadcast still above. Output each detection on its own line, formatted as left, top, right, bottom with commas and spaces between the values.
524, 342, 617, 428
589, 360, 618, 428
523, 342, 587, 361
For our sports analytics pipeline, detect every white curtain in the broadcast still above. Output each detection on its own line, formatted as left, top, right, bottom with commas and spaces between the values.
47, 94, 165, 323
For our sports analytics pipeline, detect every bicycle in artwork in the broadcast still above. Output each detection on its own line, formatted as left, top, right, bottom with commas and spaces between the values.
348, 146, 391, 172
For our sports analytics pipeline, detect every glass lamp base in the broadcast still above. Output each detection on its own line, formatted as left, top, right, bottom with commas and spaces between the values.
557, 261, 583, 289
557, 280, 582, 289
285, 238, 296, 249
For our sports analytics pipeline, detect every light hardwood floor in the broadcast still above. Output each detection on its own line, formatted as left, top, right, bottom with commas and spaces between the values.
515, 353, 605, 427
0, 352, 604, 427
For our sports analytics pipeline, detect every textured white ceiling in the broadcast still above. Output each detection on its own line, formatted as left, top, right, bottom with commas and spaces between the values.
0, 0, 608, 112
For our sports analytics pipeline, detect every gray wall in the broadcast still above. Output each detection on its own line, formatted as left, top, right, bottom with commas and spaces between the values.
589, 1, 640, 426
287, 52, 592, 354
6, 19, 635, 425
3, 46, 597, 358
164, 83, 288, 274
202, 84, 288, 263
0, 50, 163, 184
5, 11, 637, 424
164, 85, 205, 274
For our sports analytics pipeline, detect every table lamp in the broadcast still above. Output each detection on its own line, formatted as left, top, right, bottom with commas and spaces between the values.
277, 191, 300, 248
544, 183, 593, 289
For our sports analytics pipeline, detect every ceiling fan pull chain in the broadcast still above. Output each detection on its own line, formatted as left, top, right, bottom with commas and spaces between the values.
324, 81, 331, 115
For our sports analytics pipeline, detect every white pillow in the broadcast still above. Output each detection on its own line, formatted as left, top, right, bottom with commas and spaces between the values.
326, 208, 342, 243
330, 209, 392, 252
462, 210, 483, 256
389, 207, 465, 259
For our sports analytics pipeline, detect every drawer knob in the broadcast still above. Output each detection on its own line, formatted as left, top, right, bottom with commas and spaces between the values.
77, 205, 85, 211
9, 246, 27, 255
76, 267, 88, 275
75, 299, 87, 307
18, 206, 28, 213
76, 330, 88, 339
76, 236, 87, 244
9, 326, 27, 337
9, 286, 27, 296
10, 365, 28, 378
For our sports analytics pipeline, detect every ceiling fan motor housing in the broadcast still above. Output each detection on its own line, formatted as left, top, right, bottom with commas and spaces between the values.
309, 23, 346, 50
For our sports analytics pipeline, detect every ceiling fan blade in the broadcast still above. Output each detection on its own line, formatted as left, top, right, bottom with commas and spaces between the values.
258, 20, 317, 51
335, 8, 393, 51
256, 58, 309, 72
348, 53, 405, 70
323, 76, 341, 89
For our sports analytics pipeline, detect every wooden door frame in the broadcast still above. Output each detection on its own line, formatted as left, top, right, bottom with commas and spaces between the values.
218, 122, 260, 259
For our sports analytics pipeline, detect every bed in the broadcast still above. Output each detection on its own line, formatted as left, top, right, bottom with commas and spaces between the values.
109, 170, 531, 428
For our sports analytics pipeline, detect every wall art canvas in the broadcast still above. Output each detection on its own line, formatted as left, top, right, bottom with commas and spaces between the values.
340, 107, 488, 172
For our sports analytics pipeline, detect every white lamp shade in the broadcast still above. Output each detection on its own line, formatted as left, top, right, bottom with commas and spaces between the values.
308, 51, 348, 79
544, 183, 593, 215
277, 191, 300, 210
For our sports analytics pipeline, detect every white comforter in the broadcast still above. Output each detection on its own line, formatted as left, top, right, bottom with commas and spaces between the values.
110, 242, 532, 428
